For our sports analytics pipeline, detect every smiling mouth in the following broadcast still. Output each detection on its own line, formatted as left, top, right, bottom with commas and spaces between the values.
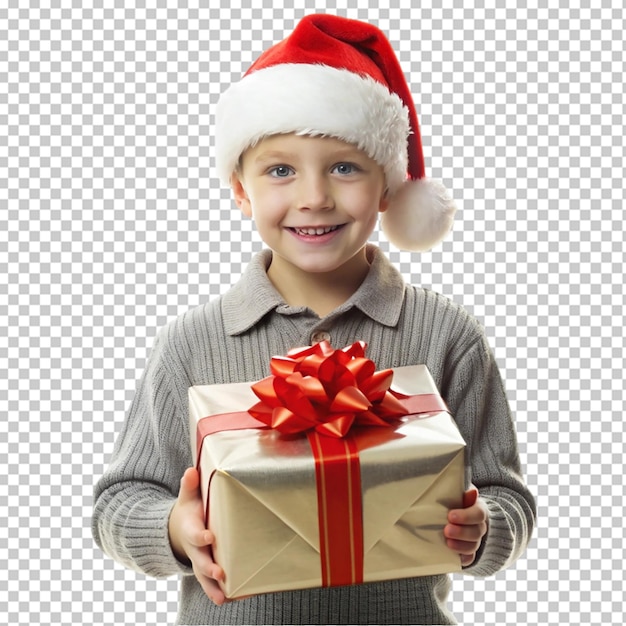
290, 225, 342, 236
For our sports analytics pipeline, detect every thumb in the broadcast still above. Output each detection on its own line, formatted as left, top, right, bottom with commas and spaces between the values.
463, 486, 478, 508
178, 467, 201, 501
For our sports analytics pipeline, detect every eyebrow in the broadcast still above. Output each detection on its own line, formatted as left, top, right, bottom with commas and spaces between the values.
252, 147, 364, 164
252, 150, 295, 163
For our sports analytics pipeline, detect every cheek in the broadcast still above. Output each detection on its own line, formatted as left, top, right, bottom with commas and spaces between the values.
348, 187, 386, 219
249, 189, 288, 223
265, 187, 291, 207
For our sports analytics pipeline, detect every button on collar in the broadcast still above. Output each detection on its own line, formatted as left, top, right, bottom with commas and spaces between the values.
310, 330, 331, 344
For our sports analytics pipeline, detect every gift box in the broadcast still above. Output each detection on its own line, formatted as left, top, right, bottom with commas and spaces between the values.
189, 342, 466, 598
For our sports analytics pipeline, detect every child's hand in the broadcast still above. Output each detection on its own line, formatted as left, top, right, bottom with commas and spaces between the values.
168, 467, 227, 605
444, 487, 488, 567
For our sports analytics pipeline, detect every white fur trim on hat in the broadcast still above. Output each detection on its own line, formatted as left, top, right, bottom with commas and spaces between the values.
381, 178, 457, 251
215, 64, 410, 192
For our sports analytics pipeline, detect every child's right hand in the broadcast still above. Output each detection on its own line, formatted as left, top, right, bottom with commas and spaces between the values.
168, 467, 226, 605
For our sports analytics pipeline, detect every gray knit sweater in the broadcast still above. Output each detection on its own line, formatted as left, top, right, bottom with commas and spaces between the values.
92, 245, 535, 625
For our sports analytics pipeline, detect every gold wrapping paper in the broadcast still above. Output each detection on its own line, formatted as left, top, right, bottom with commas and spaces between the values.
189, 364, 466, 598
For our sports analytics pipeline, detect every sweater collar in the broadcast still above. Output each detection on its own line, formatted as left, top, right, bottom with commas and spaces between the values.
221, 245, 406, 335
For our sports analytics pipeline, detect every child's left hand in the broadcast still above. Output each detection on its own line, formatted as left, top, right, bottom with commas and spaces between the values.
444, 487, 488, 567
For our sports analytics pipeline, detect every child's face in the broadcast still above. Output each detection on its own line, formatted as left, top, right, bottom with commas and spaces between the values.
231, 134, 388, 280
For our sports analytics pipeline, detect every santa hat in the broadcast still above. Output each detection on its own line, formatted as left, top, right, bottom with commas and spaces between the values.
215, 14, 456, 252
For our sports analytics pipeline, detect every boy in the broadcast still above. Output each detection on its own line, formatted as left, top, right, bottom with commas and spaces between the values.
92, 14, 535, 625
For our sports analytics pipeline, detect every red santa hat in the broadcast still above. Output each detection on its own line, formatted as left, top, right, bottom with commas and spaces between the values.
215, 14, 456, 252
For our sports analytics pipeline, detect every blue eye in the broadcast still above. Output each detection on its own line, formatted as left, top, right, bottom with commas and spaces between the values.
269, 165, 293, 178
332, 162, 359, 175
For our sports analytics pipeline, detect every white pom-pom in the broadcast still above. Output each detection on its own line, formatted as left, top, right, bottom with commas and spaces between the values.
380, 178, 457, 252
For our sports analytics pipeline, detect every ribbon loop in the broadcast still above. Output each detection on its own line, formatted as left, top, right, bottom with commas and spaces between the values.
249, 340, 406, 438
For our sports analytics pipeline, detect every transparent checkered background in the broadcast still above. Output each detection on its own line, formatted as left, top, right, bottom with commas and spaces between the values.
1, 2, 624, 625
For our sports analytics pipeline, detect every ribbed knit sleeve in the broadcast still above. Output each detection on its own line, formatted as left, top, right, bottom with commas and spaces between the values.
92, 325, 194, 579
439, 320, 536, 577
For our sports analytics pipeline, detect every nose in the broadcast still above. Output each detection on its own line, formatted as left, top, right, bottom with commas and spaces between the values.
295, 173, 334, 212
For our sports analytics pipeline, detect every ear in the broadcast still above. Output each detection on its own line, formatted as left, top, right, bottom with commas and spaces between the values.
230, 172, 252, 217
378, 188, 390, 214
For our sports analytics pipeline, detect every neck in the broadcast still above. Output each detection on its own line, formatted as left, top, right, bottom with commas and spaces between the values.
267, 248, 371, 317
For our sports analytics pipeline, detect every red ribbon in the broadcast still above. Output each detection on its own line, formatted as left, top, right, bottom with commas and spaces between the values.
248, 341, 408, 438
307, 430, 363, 587
196, 341, 449, 589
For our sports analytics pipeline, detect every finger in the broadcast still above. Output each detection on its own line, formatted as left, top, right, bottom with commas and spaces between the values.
187, 527, 216, 549
195, 569, 228, 606
448, 502, 487, 525
463, 487, 478, 508
191, 546, 224, 581
446, 536, 480, 555
447, 508, 481, 525
444, 522, 486, 544
192, 550, 226, 604
178, 467, 201, 500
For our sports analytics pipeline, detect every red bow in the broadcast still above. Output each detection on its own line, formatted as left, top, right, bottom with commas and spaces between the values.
249, 341, 406, 438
